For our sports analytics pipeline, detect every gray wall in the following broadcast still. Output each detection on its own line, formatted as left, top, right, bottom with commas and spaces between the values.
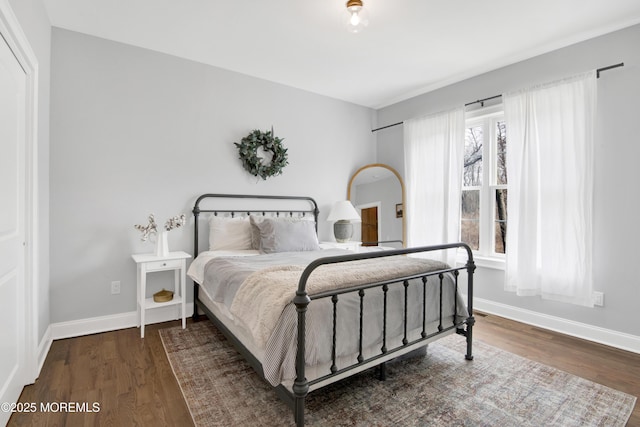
10, 0, 51, 344
50, 29, 375, 323
376, 24, 640, 337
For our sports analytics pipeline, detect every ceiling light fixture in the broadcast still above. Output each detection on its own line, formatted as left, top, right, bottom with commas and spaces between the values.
344, 0, 369, 34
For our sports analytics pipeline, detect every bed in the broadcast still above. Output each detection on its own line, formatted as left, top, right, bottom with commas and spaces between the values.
188, 193, 476, 426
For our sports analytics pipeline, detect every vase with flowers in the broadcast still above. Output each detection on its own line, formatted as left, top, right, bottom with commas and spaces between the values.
134, 213, 186, 257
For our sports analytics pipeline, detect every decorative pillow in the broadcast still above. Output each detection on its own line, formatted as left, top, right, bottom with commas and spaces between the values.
251, 216, 319, 253
208, 216, 252, 251
249, 215, 265, 250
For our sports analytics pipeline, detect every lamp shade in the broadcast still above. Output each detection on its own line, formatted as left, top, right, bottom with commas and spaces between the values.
327, 201, 361, 222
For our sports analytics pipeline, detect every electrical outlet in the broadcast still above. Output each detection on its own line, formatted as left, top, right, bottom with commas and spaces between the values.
111, 280, 121, 295
592, 291, 604, 307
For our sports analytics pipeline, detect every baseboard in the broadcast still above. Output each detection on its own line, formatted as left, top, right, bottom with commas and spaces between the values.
43, 297, 639, 360
470, 296, 640, 354
50, 303, 194, 340
36, 325, 52, 379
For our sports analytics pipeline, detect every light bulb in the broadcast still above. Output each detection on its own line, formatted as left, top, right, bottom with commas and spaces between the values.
350, 12, 361, 27
344, 0, 369, 33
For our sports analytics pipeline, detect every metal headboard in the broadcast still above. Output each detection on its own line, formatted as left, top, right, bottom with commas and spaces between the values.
192, 193, 320, 258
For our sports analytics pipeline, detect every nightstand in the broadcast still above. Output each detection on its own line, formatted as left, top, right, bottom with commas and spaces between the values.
131, 251, 192, 338
321, 241, 362, 251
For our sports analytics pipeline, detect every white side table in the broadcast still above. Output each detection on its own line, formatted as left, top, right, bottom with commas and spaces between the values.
320, 241, 362, 251
131, 251, 192, 338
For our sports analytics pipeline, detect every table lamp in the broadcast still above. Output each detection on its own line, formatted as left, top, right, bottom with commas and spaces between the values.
327, 200, 361, 242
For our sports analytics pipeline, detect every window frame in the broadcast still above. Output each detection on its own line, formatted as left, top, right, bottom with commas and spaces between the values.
459, 105, 507, 268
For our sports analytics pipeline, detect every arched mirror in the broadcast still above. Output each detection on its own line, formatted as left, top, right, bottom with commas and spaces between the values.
348, 163, 405, 247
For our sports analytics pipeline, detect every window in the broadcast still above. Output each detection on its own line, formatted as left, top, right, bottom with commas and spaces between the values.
461, 107, 507, 257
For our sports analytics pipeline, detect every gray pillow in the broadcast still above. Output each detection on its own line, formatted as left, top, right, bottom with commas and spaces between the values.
249, 215, 264, 250
252, 216, 319, 253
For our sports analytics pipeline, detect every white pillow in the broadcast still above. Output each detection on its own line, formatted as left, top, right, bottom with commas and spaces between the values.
208, 216, 252, 251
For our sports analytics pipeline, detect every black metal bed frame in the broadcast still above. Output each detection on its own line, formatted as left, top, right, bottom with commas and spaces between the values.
192, 193, 476, 426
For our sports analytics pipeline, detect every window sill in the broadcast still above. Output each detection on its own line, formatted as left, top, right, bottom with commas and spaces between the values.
456, 253, 505, 270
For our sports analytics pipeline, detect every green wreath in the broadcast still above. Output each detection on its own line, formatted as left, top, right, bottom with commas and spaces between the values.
234, 129, 288, 180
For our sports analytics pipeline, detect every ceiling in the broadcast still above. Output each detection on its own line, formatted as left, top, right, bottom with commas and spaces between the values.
42, 0, 640, 109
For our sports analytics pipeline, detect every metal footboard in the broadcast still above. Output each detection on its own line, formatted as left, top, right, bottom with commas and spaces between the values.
291, 243, 475, 427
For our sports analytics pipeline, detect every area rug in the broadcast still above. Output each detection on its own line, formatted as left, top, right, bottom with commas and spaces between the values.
159, 321, 636, 426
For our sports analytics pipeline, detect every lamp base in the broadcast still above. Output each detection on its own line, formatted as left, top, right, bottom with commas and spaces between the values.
333, 220, 353, 243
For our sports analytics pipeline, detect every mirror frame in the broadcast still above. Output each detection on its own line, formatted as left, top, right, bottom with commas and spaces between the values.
347, 163, 406, 247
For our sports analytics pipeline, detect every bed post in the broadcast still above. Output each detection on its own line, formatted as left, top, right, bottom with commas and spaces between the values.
464, 250, 476, 361
292, 289, 310, 427
192, 203, 201, 320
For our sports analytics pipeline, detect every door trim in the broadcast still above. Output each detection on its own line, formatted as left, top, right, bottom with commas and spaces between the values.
0, 0, 40, 384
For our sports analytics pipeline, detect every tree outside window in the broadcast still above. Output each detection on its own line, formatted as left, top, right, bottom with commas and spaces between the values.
461, 109, 507, 256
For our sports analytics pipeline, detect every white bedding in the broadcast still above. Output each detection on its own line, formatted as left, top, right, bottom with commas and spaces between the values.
186, 243, 354, 284
187, 249, 260, 284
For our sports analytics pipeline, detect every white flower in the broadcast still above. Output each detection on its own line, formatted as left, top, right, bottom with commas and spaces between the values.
164, 214, 186, 231
134, 213, 185, 241
134, 214, 157, 241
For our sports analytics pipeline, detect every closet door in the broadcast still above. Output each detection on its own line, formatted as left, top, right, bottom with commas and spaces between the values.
0, 24, 28, 424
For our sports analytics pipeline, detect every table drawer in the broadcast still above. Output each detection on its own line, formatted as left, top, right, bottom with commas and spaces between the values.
145, 258, 182, 272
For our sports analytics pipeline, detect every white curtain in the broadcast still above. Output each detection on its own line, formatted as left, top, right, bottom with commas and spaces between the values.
504, 71, 596, 307
403, 107, 465, 265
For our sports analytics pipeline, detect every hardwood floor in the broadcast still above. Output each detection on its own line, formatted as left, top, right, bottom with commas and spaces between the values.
8, 314, 640, 426
9, 321, 194, 427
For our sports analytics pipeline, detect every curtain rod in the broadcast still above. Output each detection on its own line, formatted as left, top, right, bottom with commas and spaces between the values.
371, 62, 625, 133
596, 62, 624, 78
